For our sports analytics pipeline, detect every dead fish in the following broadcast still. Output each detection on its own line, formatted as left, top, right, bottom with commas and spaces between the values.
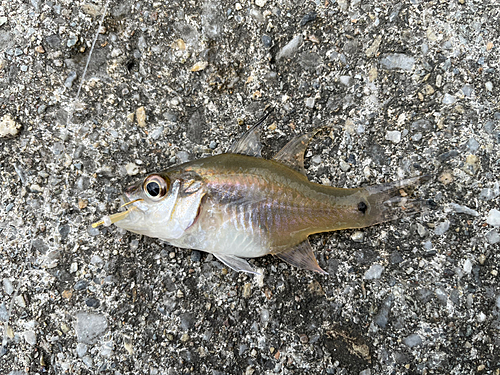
93, 113, 428, 274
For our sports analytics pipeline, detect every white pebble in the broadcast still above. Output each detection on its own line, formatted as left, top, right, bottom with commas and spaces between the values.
125, 162, 139, 176
449, 203, 479, 217
24, 330, 37, 346
0, 114, 21, 138
351, 231, 364, 242
477, 311, 486, 323
277, 35, 302, 60
364, 264, 384, 280
485, 81, 493, 91
485, 230, 500, 244
3, 278, 14, 295
434, 220, 450, 236
255, 0, 267, 6
486, 209, 500, 227
385, 130, 401, 143
463, 259, 472, 274
442, 93, 456, 104
305, 97, 315, 109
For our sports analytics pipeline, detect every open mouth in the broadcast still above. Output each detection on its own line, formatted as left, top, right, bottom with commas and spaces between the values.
91, 198, 143, 228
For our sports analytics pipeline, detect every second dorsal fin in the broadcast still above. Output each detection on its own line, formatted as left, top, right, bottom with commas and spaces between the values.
272, 128, 325, 175
229, 108, 274, 157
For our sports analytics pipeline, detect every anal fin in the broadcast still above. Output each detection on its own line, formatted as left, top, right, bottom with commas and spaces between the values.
214, 254, 260, 275
275, 240, 328, 274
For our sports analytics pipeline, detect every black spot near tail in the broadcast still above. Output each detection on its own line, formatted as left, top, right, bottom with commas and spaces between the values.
358, 201, 368, 214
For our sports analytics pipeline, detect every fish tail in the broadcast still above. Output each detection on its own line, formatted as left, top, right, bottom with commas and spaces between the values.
360, 175, 431, 227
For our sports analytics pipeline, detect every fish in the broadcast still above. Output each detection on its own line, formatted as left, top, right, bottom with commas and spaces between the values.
93, 111, 429, 274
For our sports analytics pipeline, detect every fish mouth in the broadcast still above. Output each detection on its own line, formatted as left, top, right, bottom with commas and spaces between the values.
91, 198, 144, 228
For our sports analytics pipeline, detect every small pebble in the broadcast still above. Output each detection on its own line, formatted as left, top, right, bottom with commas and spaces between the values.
351, 231, 364, 242
64, 71, 77, 88
434, 221, 450, 236
277, 35, 302, 60
3, 278, 14, 295
242, 283, 252, 298
364, 264, 384, 280
466, 138, 480, 153
136, 106, 146, 127
385, 130, 401, 143
125, 162, 139, 176
486, 209, 500, 227
339, 76, 352, 86
311, 155, 322, 165
191, 61, 208, 72
76, 343, 88, 357
479, 182, 500, 200
403, 333, 422, 347
438, 172, 454, 185
485, 230, 500, 244
300, 11, 317, 26
379, 54, 415, 71
190, 250, 201, 262
449, 203, 479, 217
442, 93, 456, 104
150, 126, 164, 140
411, 133, 422, 142
463, 259, 472, 274
339, 160, 350, 172
0, 114, 21, 138
261, 35, 272, 48
75, 313, 108, 344
485, 81, 493, 92
305, 97, 315, 109
417, 223, 427, 237
24, 330, 37, 346
255, 0, 266, 7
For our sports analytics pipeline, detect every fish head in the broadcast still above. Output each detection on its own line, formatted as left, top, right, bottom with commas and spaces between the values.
113, 171, 206, 240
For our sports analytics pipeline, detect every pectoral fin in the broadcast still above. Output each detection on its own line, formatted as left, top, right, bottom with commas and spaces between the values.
272, 128, 327, 175
214, 254, 260, 275
275, 240, 328, 274
229, 108, 274, 157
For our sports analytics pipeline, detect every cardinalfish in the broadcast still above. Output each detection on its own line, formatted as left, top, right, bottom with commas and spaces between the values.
93, 111, 429, 274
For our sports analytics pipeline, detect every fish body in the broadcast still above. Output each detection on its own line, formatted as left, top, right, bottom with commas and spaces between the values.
100, 118, 427, 274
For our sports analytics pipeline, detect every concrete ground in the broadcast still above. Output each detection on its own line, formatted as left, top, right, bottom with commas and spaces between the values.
1, 0, 499, 374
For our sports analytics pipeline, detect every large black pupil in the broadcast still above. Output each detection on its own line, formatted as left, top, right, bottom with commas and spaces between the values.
147, 181, 160, 197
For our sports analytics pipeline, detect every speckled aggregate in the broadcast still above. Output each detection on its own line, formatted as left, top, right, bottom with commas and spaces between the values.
1, 0, 500, 374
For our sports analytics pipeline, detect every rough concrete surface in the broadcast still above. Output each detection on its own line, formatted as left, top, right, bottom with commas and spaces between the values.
1, 0, 500, 374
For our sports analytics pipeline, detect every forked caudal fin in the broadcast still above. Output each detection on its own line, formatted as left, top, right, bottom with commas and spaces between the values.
360, 175, 431, 227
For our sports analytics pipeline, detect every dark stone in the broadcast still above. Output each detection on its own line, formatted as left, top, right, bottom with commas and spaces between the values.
190, 250, 202, 262
390, 251, 403, 264
31, 238, 49, 254
438, 150, 459, 162
300, 11, 317, 26
180, 313, 196, 330
59, 224, 70, 240
45, 34, 61, 49
85, 298, 100, 308
187, 111, 205, 143
74, 280, 89, 291
261, 35, 272, 48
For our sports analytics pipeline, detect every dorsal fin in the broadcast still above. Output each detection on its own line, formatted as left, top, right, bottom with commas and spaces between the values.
275, 239, 328, 274
272, 127, 325, 175
228, 108, 274, 157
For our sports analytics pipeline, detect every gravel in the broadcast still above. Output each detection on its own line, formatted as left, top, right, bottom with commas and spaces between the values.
2, 0, 500, 374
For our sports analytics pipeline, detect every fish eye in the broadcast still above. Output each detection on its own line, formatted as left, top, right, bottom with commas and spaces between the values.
143, 174, 169, 199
